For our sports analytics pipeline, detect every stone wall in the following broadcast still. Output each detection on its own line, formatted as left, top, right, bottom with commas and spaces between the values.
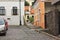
45, 9, 60, 35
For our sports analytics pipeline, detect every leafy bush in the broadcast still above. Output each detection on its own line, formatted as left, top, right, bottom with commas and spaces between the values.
29, 17, 34, 23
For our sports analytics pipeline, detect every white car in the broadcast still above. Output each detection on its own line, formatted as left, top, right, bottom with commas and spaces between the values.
0, 18, 8, 36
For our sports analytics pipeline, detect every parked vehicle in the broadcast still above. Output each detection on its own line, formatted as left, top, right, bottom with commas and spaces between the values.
0, 18, 8, 36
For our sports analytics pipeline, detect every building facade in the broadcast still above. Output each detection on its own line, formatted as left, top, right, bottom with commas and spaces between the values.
50, 0, 60, 36
24, 0, 34, 24
43, 0, 60, 35
24, 6, 30, 23
0, 0, 25, 25
32, 0, 60, 35
24, 6, 34, 24
32, 0, 45, 29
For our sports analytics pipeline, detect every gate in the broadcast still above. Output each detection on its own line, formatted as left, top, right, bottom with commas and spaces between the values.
45, 10, 60, 35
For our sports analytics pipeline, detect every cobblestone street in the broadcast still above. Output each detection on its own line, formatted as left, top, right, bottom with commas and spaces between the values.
0, 26, 58, 40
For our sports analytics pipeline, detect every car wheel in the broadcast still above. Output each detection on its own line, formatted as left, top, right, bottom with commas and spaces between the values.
3, 32, 6, 36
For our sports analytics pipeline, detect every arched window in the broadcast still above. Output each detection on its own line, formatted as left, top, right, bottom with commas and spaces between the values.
0, 7, 5, 15
12, 7, 17, 15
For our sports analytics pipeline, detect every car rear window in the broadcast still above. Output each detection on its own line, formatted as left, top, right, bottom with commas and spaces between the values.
0, 19, 5, 25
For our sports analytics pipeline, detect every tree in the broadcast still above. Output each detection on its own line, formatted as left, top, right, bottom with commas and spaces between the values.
25, 1, 29, 6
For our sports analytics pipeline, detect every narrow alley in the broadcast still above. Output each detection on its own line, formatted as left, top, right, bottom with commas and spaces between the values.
0, 26, 58, 40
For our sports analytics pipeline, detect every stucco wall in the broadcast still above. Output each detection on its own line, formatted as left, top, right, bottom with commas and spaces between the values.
39, 2, 45, 29
33, 0, 45, 29
0, 2, 24, 25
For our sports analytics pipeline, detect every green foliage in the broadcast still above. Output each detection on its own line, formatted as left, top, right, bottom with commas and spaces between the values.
29, 17, 34, 23
25, 1, 29, 6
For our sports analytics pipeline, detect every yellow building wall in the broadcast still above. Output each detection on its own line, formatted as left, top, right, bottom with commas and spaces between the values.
34, 0, 45, 29
39, 2, 45, 29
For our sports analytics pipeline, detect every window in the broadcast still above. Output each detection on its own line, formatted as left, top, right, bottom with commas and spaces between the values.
0, 7, 5, 15
27, 10, 29, 12
27, 16, 29, 19
32, 16, 34, 18
12, 7, 18, 15
27, 20, 29, 22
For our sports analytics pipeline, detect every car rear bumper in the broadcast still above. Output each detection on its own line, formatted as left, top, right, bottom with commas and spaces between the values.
0, 30, 6, 33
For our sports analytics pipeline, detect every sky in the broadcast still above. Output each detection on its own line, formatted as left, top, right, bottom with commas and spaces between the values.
26, 0, 34, 3
26, 0, 31, 2
26, 0, 34, 5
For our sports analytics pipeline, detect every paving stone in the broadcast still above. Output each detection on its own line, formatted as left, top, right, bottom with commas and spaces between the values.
0, 26, 57, 40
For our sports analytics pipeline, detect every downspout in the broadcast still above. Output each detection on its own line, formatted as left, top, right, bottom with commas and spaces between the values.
19, 0, 21, 25
20, 0, 25, 25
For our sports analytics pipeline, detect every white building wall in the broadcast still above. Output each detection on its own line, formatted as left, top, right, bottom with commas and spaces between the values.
0, 2, 20, 25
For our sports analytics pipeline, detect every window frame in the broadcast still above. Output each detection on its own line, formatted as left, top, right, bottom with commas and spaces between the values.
12, 7, 18, 15
27, 15, 29, 19
0, 7, 5, 15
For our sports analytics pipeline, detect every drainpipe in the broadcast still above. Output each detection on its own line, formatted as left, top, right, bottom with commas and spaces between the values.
20, 0, 25, 25
20, 0, 21, 25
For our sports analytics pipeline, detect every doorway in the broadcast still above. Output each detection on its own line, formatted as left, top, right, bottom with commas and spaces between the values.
58, 12, 60, 34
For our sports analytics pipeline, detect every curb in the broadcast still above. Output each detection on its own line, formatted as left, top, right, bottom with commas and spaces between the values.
35, 30, 60, 40
41, 32, 60, 40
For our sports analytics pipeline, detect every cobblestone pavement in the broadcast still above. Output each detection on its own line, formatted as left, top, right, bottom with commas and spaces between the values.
0, 26, 58, 40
